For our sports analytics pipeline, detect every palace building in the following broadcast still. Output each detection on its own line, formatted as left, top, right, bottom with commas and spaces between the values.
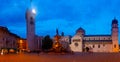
0, 26, 20, 50
70, 18, 119, 52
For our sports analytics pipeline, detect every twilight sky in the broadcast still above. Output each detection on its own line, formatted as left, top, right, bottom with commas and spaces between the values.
0, 0, 120, 42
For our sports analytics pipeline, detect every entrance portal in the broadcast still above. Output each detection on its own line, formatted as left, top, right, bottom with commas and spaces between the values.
85, 47, 89, 52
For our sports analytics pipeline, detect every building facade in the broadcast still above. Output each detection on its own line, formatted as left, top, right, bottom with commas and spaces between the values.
0, 26, 20, 50
70, 18, 119, 52
17, 39, 28, 52
60, 36, 71, 51
35, 35, 43, 51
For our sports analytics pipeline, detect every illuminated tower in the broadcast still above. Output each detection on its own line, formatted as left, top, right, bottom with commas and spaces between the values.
111, 17, 119, 52
25, 0, 36, 51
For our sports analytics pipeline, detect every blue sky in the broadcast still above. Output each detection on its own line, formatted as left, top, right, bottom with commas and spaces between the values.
0, 0, 120, 42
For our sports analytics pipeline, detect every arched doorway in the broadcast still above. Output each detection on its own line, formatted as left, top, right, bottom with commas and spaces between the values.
85, 47, 89, 52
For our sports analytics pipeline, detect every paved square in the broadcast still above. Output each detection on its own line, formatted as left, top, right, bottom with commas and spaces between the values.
0, 53, 120, 62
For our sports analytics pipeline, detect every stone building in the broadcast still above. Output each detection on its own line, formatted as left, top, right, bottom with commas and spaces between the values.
0, 26, 20, 50
60, 36, 71, 51
17, 39, 28, 52
35, 35, 43, 51
70, 18, 119, 52
52, 29, 71, 52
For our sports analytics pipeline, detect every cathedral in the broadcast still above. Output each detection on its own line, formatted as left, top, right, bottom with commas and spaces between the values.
70, 18, 119, 52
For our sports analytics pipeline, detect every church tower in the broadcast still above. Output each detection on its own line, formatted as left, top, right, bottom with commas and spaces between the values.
70, 27, 85, 52
76, 27, 85, 37
25, 0, 36, 51
111, 17, 119, 52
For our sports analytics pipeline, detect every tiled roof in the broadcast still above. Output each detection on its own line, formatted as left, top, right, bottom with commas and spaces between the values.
84, 35, 111, 37
83, 40, 112, 42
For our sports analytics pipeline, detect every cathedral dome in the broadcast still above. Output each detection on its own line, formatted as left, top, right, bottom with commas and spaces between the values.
112, 18, 118, 24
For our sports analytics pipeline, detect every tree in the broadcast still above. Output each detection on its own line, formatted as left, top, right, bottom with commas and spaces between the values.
42, 35, 53, 51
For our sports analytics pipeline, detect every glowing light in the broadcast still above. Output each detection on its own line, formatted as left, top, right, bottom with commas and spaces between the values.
32, 8, 36, 14
19, 40, 23, 43
1, 52, 3, 55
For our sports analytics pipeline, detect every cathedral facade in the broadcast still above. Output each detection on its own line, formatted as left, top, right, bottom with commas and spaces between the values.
70, 18, 119, 52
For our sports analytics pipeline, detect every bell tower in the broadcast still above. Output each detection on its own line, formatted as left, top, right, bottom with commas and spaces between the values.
111, 17, 119, 52
26, 0, 36, 51
76, 27, 85, 37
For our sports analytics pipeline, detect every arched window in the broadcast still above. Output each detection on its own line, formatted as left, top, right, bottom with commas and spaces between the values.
93, 45, 95, 48
98, 45, 100, 48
